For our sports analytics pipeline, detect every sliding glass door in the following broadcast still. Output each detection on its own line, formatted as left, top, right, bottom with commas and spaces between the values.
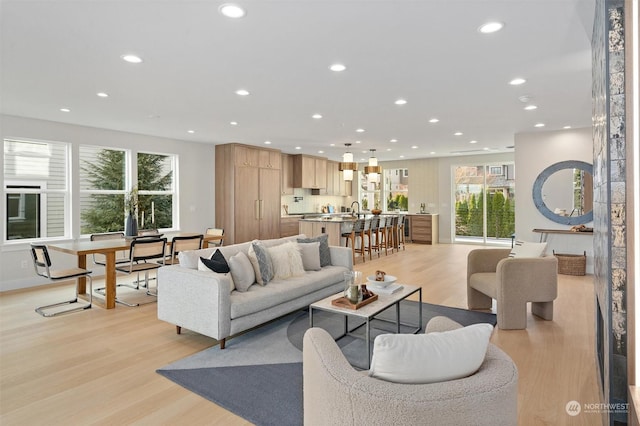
453, 163, 515, 244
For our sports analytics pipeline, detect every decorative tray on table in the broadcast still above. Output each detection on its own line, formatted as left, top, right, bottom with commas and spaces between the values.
331, 294, 378, 310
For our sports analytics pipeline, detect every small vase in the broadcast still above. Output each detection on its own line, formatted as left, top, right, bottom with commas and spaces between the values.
343, 271, 363, 304
125, 213, 138, 237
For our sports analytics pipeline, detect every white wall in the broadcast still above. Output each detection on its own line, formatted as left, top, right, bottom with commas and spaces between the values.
515, 127, 594, 272
0, 115, 216, 291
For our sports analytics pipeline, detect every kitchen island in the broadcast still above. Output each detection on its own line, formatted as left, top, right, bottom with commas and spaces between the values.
298, 216, 356, 246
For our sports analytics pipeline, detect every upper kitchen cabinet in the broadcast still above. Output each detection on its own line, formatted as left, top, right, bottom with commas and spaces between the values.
281, 153, 294, 195
293, 154, 327, 189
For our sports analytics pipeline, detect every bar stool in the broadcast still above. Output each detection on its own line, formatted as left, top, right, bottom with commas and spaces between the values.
385, 215, 397, 253
342, 218, 366, 264
362, 218, 373, 261
397, 215, 406, 250
31, 244, 93, 317
377, 216, 389, 256
368, 215, 381, 258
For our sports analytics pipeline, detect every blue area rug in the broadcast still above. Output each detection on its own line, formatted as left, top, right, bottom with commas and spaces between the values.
157, 301, 496, 426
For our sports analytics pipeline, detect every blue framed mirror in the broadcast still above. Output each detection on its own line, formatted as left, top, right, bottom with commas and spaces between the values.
532, 160, 593, 225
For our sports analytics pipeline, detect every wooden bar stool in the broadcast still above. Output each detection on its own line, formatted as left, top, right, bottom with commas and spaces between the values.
342, 218, 366, 264
397, 215, 406, 250
368, 215, 381, 258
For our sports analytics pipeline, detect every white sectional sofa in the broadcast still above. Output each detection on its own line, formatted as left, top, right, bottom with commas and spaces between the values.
157, 234, 353, 348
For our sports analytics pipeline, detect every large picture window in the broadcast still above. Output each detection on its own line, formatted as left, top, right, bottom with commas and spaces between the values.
4, 139, 70, 241
137, 152, 175, 230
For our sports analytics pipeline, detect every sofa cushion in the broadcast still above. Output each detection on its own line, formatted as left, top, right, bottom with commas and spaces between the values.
229, 265, 348, 319
297, 234, 331, 267
298, 242, 321, 271
248, 241, 274, 285
369, 323, 494, 384
228, 251, 256, 292
268, 241, 305, 279
509, 240, 547, 258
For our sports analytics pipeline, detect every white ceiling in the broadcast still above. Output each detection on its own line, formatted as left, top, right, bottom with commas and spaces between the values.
0, 0, 594, 162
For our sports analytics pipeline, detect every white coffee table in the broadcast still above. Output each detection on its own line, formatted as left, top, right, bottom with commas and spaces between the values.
309, 284, 422, 369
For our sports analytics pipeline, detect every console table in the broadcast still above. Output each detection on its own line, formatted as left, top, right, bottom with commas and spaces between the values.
532, 228, 594, 243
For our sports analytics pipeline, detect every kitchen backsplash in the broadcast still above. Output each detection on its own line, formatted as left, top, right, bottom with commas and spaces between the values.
281, 188, 354, 215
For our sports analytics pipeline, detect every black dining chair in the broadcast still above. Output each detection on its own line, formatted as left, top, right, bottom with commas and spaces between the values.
31, 244, 93, 317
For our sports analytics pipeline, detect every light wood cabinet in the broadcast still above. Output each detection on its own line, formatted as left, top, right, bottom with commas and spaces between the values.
280, 217, 300, 237
409, 214, 439, 244
281, 154, 294, 195
216, 143, 281, 244
293, 155, 327, 189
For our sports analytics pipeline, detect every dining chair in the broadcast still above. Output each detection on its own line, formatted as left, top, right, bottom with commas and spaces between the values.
30, 244, 93, 317
111, 237, 167, 306
205, 227, 225, 247
397, 215, 406, 251
90, 232, 129, 266
163, 234, 203, 265
138, 229, 162, 237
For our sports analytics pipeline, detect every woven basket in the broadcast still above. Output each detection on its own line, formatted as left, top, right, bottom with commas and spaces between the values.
553, 251, 587, 276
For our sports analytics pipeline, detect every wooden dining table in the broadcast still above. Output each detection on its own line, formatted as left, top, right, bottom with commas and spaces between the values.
46, 232, 224, 309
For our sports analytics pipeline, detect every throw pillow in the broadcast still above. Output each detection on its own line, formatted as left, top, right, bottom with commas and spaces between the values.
197, 258, 236, 292
228, 251, 256, 292
268, 241, 305, 279
297, 234, 331, 267
199, 250, 230, 273
508, 240, 548, 258
369, 323, 494, 384
247, 241, 274, 285
298, 242, 321, 271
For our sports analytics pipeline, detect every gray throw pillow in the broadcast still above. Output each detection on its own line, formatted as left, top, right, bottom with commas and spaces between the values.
248, 241, 274, 285
297, 234, 331, 267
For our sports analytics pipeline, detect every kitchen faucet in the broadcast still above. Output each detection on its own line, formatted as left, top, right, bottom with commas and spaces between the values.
350, 201, 360, 217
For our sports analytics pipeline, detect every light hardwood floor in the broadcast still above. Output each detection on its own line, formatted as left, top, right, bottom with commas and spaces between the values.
1, 243, 602, 425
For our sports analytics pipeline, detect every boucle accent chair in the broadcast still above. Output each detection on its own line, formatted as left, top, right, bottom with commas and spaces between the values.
467, 248, 558, 330
303, 317, 518, 426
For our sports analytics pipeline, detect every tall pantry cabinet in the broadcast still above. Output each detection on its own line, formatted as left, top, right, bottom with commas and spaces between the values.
215, 143, 281, 244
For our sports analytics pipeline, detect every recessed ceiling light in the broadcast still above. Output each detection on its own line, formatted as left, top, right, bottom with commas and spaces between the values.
264, 141, 271, 145
411, 145, 418, 149
470, 140, 478, 144
509, 78, 526, 85
329, 143, 335, 147
534, 123, 545, 127
187, 130, 195, 134
394, 99, 407, 105
454, 132, 463, 136
524, 105, 538, 110
60, 108, 71, 112
390, 139, 398, 143
356, 128, 365, 133
428, 118, 440, 123
430, 151, 436, 155
563, 125, 572, 129
97, 92, 109, 98
387, 148, 392, 151
312, 114, 322, 119
230, 121, 238, 126
399, 155, 405, 158
235, 89, 250, 96
355, 140, 361, 144
219, 3, 246, 18
478, 22, 504, 34
329, 63, 346, 72
121, 54, 142, 64
483, 147, 490, 151
295, 146, 301, 150
318, 150, 324, 154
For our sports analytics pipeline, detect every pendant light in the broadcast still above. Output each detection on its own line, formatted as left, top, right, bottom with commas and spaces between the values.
364, 149, 382, 180
339, 143, 358, 181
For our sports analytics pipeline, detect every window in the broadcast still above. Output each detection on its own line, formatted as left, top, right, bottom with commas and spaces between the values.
4, 139, 70, 241
79, 146, 127, 234
358, 168, 409, 212
489, 166, 504, 176
137, 152, 176, 230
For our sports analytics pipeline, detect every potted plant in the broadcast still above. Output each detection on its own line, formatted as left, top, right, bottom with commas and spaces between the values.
124, 186, 138, 236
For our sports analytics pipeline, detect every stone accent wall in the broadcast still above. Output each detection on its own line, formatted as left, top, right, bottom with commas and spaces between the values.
593, 0, 628, 423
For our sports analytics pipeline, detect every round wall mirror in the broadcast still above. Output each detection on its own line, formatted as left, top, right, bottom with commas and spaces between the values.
532, 160, 593, 225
